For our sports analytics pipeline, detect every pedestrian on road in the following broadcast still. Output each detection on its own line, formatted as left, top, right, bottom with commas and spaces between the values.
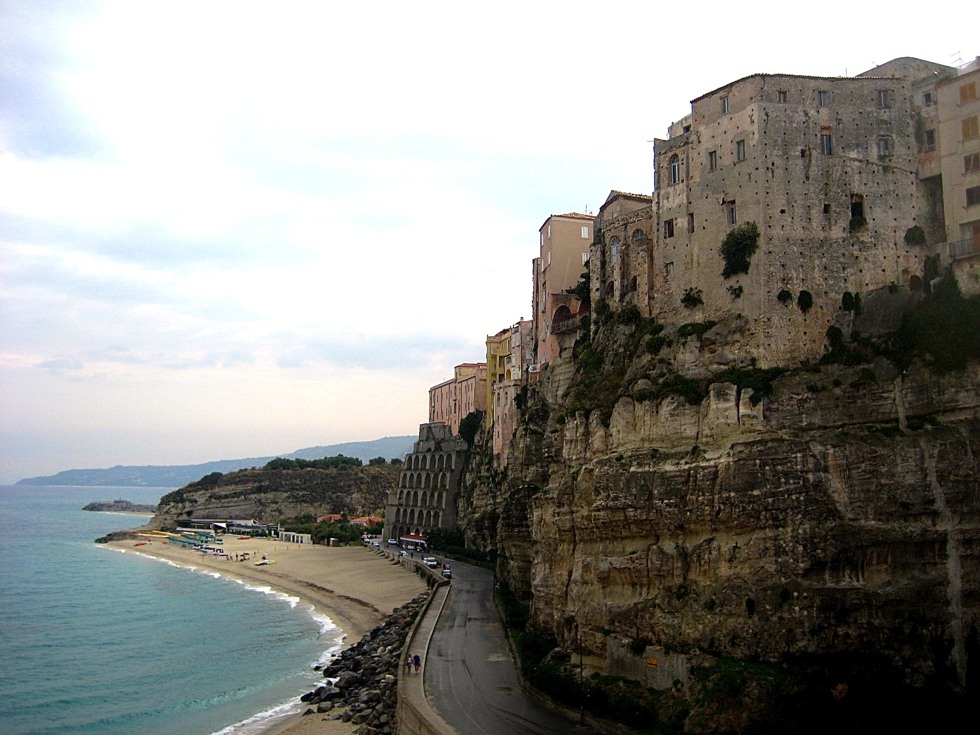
405, 653, 412, 673
413, 653, 421, 673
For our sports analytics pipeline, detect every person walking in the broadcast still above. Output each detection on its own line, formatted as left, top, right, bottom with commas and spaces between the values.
405, 653, 413, 674
413, 653, 421, 673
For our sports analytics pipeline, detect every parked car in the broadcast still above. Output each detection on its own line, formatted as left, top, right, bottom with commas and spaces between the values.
423, 557, 439, 568
441, 569, 452, 579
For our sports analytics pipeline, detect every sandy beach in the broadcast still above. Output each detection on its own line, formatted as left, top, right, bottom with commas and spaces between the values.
107, 533, 427, 735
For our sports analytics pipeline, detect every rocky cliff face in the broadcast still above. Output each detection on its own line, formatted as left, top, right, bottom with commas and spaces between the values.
148, 465, 399, 529
460, 306, 978, 729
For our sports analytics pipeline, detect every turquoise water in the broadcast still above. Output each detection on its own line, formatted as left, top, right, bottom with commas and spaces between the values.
0, 485, 344, 735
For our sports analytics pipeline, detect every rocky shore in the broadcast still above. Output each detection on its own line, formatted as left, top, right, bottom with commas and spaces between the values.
298, 594, 428, 734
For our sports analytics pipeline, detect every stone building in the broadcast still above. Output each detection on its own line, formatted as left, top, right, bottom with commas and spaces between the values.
591, 190, 654, 314
591, 56, 979, 367
533, 212, 593, 367
383, 423, 468, 544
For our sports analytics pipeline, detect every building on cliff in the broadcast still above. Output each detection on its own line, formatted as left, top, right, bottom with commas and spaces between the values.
383, 423, 468, 544
591, 190, 654, 316
533, 212, 593, 368
487, 318, 534, 464
427, 362, 487, 436
592, 55, 979, 367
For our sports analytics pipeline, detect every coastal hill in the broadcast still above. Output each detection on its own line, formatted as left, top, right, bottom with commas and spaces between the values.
15, 435, 415, 487
145, 460, 400, 530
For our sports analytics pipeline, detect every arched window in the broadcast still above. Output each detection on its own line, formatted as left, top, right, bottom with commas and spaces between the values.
669, 154, 681, 185
610, 236, 620, 266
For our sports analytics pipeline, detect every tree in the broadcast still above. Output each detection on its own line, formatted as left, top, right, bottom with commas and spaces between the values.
458, 411, 484, 446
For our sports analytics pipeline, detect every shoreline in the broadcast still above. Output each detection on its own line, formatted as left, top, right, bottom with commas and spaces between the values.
106, 531, 426, 735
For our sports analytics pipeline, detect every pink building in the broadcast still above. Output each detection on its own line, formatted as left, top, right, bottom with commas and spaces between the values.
428, 362, 487, 436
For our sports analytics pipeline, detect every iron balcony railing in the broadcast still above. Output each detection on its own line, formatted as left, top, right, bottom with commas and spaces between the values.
949, 237, 979, 261
551, 315, 583, 335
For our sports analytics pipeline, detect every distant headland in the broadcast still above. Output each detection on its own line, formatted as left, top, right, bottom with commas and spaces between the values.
15, 436, 416, 487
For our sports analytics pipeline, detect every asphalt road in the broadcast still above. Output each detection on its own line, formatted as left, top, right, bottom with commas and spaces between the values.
423, 560, 598, 735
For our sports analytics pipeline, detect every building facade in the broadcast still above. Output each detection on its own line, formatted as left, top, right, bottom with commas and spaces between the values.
938, 58, 980, 267
533, 212, 594, 367
383, 423, 469, 544
592, 190, 654, 314
428, 362, 487, 436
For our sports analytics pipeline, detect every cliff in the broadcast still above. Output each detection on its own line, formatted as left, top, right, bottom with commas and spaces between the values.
460, 288, 979, 731
147, 464, 400, 530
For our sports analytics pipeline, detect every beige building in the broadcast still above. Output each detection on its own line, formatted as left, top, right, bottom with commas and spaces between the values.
937, 57, 980, 289
534, 213, 594, 366
428, 362, 487, 436
619, 56, 964, 366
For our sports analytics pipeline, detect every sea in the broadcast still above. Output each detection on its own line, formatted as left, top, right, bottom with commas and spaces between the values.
0, 484, 346, 735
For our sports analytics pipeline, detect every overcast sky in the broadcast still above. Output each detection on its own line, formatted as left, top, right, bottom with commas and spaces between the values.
0, 1, 971, 484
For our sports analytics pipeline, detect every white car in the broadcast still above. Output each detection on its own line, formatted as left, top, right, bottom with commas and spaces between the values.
423, 557, 439, 568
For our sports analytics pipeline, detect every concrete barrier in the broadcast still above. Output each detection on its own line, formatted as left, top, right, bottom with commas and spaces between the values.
395, 559, 456, 735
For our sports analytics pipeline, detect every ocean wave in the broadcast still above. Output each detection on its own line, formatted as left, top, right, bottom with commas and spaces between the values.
209, 696, 303, 735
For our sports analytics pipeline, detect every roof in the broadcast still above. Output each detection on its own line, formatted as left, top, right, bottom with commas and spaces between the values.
538, 211, 594, 232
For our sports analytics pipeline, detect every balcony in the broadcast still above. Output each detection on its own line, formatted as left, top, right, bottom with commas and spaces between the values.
551, 314, 583, 335
949, 237, 980, 261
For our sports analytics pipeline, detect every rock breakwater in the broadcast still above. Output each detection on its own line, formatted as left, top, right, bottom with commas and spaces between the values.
299, 593, 429, 734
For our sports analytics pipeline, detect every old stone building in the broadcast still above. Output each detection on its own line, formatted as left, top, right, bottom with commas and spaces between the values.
591, 190, 653, 314
592, 56, 977, 367
383, 423, 468, 544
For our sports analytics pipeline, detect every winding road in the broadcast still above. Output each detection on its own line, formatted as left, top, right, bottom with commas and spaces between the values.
422, 561, 598, 735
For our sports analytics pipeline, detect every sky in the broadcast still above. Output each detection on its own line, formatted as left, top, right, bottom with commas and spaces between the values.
0, 1, 973, 484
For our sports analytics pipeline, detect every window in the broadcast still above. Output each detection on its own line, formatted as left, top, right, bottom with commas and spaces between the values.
960, 82, 978, 104
820, 133, 833, 155
610, 237, 620, 266
967, 186, 980, 207
665, 262, 674, 277
581, 226, 589, 239
708, 150, 718, 171
878, 136, 893, 157
923, 91, 934, 106
687, 213, 695, 233
777, 90, 788, 103
817, 90, 829, 107
720, 95, 729, 114
581, 252, 589, 265
876, 89, 891, 109
965, 153, 980, 174
735, 139, 746, 162
669, 154, 681, 185
726, 200, 737, 226
963, 116, 979, 140
664, 218, 675, 238
924, 129, 937, 151
632, 229, 647, 245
